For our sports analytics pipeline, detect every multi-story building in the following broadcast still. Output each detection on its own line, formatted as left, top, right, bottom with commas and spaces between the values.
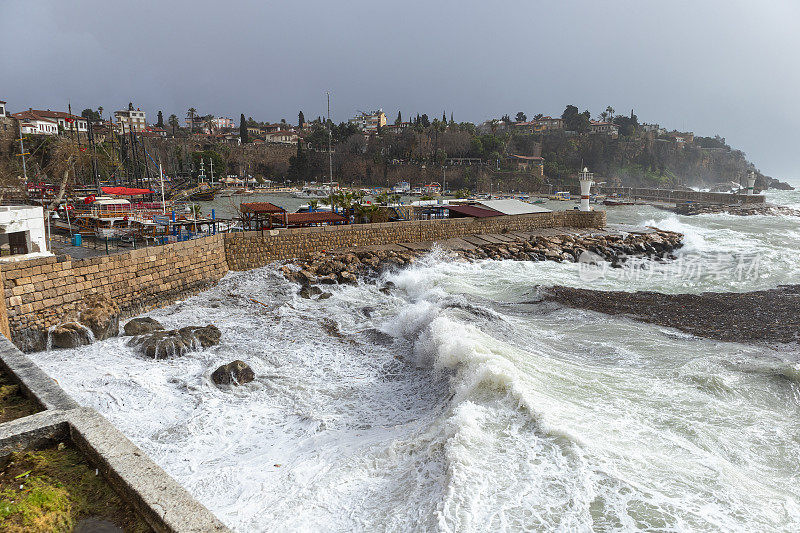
0, 100, 6, 118
115, 105, 147, 133
212, 117, 234, 130
349, 110, 386, 134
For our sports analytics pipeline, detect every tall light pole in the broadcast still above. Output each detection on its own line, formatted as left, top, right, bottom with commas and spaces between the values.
327, 92, 333, 184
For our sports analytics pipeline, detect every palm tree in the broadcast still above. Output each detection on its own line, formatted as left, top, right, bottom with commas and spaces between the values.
354, 203, 380, 223
187, 108, 197, 133
98, 106, 104, 119
168, 114, 179, 136
308, 199, 319, 212
605, 106, 615, 122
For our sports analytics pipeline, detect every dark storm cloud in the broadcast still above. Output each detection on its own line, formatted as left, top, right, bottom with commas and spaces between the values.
1, 0, 798, 178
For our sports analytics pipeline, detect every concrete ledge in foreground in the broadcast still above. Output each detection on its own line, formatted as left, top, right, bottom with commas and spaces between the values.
0, 336, 231, 533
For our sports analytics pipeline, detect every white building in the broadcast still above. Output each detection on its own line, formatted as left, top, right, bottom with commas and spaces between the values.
18, 117, 58, 136
115, 106, 147, 133
0, 100, 6, 118
0, 206, 50, 261
589, 120, 619, 136
264, 130, 299, 144
12, 109, 87, 134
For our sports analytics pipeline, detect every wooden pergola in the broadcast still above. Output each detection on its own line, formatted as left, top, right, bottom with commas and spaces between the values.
240, 202, 287, 230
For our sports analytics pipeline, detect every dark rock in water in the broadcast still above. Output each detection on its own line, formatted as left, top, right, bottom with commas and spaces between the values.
211, 360, 255, 386
123, 317, 164, 336
179, 325, 221, 348
363, 328, 395, 346
51, 322, 93, 349
299, 286, 322, 299
131, 324, 221, 359
318, 292, 332, 300
78, 294, 120, 341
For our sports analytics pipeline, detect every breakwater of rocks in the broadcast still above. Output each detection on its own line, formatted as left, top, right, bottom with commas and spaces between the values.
541, 284, 800, 343
281, 229, 683, 287
669, 203, 800, 217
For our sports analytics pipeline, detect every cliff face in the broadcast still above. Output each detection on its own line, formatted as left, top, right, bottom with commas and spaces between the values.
538, 134, 791, 190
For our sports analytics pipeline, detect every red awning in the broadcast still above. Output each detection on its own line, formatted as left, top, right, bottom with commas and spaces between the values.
102, 186, 154, 195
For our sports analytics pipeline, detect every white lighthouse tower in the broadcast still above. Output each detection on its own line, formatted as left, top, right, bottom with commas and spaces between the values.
747, 171, 756, 195
579, 167, 594, 211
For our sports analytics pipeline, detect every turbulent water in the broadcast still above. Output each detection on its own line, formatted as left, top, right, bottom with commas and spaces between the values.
30, 182, 800, 532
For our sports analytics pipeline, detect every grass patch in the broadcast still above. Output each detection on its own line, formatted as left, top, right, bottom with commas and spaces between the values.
0, 368, 39, 424
0, 443, 151, 532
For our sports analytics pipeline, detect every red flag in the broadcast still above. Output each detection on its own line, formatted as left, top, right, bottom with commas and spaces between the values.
84, 195, 96, 204
65, 204, 74, 211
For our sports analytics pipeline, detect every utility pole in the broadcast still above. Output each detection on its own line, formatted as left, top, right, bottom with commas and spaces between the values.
17, 125, 28, 183
327, 91, 333, 183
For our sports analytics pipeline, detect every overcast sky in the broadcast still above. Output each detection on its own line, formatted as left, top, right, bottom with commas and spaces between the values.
1, 0, 798, 179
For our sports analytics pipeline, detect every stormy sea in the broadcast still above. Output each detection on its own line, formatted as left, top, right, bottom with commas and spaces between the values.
30, 182, 800, 532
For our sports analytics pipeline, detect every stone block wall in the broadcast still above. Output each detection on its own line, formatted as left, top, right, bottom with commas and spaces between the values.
224, 210, 605, 270
1, 234, 228, 351
602, 186, 765, 205
0, 211, 605, 350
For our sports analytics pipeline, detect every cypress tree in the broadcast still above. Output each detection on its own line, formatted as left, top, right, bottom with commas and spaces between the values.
157, 110, 164, 127
442, 111, 447, 123
298, 111, 305, 128
240, 114, 248, 143
395, 111, 402, 125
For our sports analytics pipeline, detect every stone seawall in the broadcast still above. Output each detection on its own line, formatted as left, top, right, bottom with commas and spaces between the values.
224, 210, 606, 270
1, 210, 605, 351
602, 186, 765, 205
1, 234, 228, 351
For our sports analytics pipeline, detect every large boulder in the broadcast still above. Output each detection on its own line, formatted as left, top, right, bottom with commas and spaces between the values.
124, 317, 164, 336
130, 324, 221, 359
51, 322, 93, 349
78, 294, 120, 341
211, 360, 255, 386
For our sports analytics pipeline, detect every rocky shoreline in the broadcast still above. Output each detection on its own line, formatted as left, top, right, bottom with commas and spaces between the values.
281, 229, 684, 288
541, 285, 800, 344
668, 202, 800, 217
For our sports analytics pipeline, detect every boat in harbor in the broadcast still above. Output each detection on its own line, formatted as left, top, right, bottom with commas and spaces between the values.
292, 182, 339, 199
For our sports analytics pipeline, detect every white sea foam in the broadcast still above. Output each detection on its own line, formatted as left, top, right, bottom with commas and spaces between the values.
27, 196, 800, 532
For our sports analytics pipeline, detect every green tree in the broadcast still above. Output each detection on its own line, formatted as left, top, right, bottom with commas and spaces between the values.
287, 142, 309, 180
395, 111, 402, 125
562, 105, 590, 132
187, 108, 197, 133
515, 112, 527, 122
168, 114, 179, 136
420, 114, 430, 127
156, 111, 164, 127
298, 111, 305, 128
240, 114, 248, 143
80, 108, 101, 121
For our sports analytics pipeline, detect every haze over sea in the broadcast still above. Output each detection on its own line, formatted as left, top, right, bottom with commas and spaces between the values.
30, 182, 800, 532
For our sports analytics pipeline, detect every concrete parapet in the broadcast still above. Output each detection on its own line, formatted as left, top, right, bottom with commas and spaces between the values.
0, 336, 230, 532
